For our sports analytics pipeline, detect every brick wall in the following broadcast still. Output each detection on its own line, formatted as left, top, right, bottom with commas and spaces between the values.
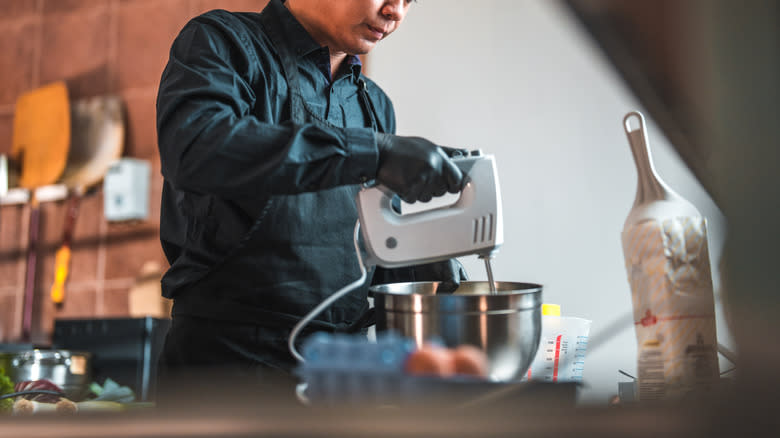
0, 0, 270, 344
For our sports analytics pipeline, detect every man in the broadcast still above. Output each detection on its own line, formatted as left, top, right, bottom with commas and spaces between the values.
156, 0, 467, 380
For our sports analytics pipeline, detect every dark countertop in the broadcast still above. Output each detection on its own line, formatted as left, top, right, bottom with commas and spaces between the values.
1, 376, 777, 437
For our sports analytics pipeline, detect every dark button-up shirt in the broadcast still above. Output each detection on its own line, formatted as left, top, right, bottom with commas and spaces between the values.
156, 2, 396, 315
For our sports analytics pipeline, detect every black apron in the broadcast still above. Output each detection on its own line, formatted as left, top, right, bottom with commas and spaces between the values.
160, 9, 382, 374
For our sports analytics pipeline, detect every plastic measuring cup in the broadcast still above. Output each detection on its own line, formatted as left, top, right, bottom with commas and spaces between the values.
523, 304, 592, 383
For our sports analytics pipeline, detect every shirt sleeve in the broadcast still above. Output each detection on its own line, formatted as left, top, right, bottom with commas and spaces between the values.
156, 18, 380, 200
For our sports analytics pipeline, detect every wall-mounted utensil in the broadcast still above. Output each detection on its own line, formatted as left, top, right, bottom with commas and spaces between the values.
10, 82, 70, 342
50, 96, 125, 307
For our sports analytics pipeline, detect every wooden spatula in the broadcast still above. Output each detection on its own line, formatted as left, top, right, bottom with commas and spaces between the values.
11, 81, 70, 342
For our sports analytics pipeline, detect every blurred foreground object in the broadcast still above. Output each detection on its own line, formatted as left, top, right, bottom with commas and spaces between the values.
565, 0, 780, 400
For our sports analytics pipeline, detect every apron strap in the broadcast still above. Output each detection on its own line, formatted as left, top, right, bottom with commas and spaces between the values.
357, 78, 382, 133
259, 5, 306, 125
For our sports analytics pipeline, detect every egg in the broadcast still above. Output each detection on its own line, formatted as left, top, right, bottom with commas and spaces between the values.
452, 344, 489, 378
404, 344, 455, 377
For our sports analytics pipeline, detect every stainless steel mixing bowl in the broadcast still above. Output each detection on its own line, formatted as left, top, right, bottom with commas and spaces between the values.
0, 349, 93, 400
370, 281, 542, 382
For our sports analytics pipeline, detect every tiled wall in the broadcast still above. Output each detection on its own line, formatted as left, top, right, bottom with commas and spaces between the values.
0, 0, 270, 344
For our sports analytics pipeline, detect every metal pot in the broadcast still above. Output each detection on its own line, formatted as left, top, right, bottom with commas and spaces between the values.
0, 349, 92, 400
370, 281, 542, 382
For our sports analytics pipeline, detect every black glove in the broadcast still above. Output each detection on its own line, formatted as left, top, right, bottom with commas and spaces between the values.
439, 146, 469, 159
376, 133, 464, 203
372, 259, 469, 294
411, 259, 469, 294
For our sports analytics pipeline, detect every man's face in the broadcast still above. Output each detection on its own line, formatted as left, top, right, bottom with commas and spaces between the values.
290, 0, 413, 55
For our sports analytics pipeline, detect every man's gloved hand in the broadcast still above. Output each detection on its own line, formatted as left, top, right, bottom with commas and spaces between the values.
408, 259, 469, 294
376, 133, 464, 203
439, 146, 469, 159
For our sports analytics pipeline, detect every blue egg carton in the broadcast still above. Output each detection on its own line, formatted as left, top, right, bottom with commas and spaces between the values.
296, 332, 576, 409
296, 332, 507, 405
296, 332, 417, 404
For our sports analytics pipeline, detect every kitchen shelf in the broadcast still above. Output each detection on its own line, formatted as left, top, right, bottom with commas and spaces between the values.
0, 184, 69, 205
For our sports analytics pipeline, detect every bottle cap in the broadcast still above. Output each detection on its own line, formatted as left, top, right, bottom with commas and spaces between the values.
542, 304, 561, 316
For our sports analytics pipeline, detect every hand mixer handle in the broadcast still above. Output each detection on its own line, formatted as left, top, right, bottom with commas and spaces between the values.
356, 153, 503, 268
366, 152, 479, 199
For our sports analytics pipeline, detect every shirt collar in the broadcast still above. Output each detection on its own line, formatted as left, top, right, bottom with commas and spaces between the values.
266, 0, 363, 81
312, 50, 363, 82
266, 0, 321, 58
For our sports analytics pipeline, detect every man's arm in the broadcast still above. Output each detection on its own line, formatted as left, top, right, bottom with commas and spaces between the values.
156, 18, 379, 200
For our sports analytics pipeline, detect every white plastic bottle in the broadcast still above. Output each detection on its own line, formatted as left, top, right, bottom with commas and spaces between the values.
620, 111, 719, 401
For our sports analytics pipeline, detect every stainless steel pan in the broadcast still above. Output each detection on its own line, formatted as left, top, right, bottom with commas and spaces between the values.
0, 349, 92, 400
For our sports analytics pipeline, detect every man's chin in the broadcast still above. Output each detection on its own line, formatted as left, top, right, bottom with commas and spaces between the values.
351, 40, 378, 55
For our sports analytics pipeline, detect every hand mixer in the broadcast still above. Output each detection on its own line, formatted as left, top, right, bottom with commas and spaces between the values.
288, 151, 504, 362
356, 150, 503, 268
